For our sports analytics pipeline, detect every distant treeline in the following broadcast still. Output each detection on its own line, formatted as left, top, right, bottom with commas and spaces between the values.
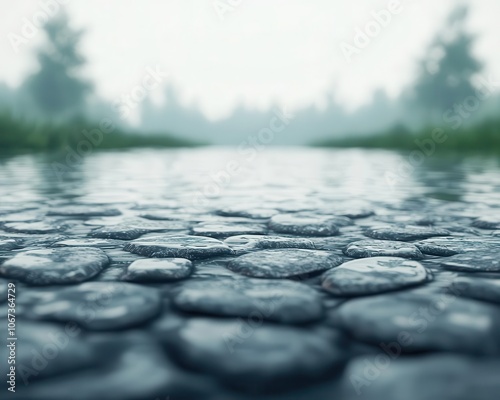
314, 118, 500, 154
0, 111, 198, 154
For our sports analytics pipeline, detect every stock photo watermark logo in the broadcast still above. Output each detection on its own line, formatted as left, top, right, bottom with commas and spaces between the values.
443, 75, 500, 129
50, 65, 168, 181
219, 274, 316, 353
213, 0, 244, 21
222, 296, 283, 353
8, 0, 71, 53
112, 65, 167, 118
340, 0, 407, 63
191, 106, 295, 208
17, 283, 125, 386
384, 74, 500, 188
349, 280, 467, 395
17, 322, 82, 385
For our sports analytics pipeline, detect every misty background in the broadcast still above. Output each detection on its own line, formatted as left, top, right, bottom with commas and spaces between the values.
0, 0, 499, 149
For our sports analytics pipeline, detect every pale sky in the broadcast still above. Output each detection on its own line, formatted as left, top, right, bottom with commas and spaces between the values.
1, 0, 499, 120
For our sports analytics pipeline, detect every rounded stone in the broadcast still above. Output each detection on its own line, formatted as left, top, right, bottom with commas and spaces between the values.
190, 222, 267, 238
172, 278, 323, 323
29, 282, 161, 330
124, 234, 233, 260
333, 292, 500, 355
3, 321, 97, 382
440, 253, 500, 272
344, 240, 424, 259
321, 257, 428, 296
224, 235, 316, 252
88, 225, 150, 240
227, 249, 344, 278
0, 248, 109, 285
268, 213, 342, 236
162, 318, 346, 391
364, 226, 450, 241
453, 277, 500, 304
15, 333, 214, 400
122, 258, 193, 282
415, 237, 499, 256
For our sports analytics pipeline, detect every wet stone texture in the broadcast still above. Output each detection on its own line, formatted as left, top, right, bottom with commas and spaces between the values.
364, 225, 450, 241
268, 213, 344, 236
0, 247, 109, 285
122, 257, 193, 281
224, 234, 316, 253
161, 317, 347, 392
26, 282, 162, 330
190, 222, 268, 238
172, 278, 324, 323
415, 237, 497, 256
439, 252, 500, 272
330, 291, 500, 355
344, 239, 424, 259
227, 249, 344, 278
0, 321, 98, 383
321, 257, 429, 296
2, 149, 500, 400
89, 225, 154, 240
453, 276, 500, 304
123, 234, 234, 260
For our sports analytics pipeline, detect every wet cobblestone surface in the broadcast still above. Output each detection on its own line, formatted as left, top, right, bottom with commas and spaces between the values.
1, 148, 500, 399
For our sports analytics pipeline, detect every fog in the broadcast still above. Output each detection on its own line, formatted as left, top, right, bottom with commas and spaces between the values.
1, 0, 499, 146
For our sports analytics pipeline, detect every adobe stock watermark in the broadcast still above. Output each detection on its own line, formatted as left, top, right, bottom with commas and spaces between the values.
51, 65, 168, 181
17, 322, 82, 386
349, 279, 467, 395
443, 74, 500, 129
385, 74, 500, 188
222, 292, 293, 353
112, 65, 167, 118
221, 274, 313, 353
8, 0, 71, 54
340, 0, 414, 63
213, 0, 244, 21
191, 106, 294, 208
18, 283, 126, 386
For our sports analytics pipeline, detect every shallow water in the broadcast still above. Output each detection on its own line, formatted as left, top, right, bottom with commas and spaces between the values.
1, 147, 499, 209
1, 147, 500, 400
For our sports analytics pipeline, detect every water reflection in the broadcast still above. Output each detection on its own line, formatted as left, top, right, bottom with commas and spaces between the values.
0, 148, 499, 214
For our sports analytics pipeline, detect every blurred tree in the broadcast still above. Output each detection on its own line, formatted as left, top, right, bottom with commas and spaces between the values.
412, 5, 482, 121
25, 10, 92, 119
